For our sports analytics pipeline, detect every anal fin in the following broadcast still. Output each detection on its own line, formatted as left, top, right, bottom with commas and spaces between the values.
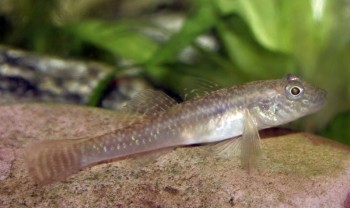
123, 147, 174, 168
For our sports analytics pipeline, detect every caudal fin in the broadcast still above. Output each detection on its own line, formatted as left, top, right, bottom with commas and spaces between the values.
25, 139, 83, 185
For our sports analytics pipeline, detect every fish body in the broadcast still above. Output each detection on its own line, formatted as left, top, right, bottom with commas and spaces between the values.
25, 74, 326, 185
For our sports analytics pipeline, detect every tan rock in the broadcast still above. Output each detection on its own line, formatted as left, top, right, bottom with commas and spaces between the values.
0, 104, 349, 207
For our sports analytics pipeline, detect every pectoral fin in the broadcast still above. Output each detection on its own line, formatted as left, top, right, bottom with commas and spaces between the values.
213, 109, 262, 172
240, 109, 262, 172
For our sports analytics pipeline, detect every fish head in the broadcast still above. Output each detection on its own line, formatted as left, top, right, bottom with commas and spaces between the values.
252, 74, 327, 127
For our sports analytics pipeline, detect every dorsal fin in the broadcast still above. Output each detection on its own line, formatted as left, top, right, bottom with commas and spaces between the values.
122, 89, 177, 116
180, 77, 221, 100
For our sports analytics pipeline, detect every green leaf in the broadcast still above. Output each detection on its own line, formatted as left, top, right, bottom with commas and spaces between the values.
146, 0, 218, 66
216, 16, 296, 79
87, 67, 119, 107
64, 20, 159, 63
215, 0, 283, 51
214, 0, 343, 60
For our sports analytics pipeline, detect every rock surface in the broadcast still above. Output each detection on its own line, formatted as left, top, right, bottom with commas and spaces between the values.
0, 104, 349, 207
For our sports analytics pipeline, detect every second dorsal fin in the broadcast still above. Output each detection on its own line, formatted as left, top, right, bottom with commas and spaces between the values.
122, 89, 178, 116
179, 77, 222, 100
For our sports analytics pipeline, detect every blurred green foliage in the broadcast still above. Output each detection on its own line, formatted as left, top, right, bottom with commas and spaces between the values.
320, 111, 350, 145
0, 0, 349, 146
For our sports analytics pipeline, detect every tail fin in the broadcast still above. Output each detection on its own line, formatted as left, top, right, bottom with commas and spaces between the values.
25, 139, 83, 185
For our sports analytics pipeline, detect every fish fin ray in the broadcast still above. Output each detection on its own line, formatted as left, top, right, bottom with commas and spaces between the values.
179, 77, 222, 100
240, 109, 262, 172
25, 139, 84, 185
213, 136, 242, 159
124, 147, 174, 168
122, 89, 177, 116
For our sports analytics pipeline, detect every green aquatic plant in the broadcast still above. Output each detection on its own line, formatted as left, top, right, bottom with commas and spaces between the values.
0, 0, 349, 145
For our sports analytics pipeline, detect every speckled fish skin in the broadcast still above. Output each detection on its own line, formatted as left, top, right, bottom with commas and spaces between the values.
26, 74, 326, 185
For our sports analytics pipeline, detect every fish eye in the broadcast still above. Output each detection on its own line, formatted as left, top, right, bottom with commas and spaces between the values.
285, 82, 304, 100
290, 87, 301, 95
